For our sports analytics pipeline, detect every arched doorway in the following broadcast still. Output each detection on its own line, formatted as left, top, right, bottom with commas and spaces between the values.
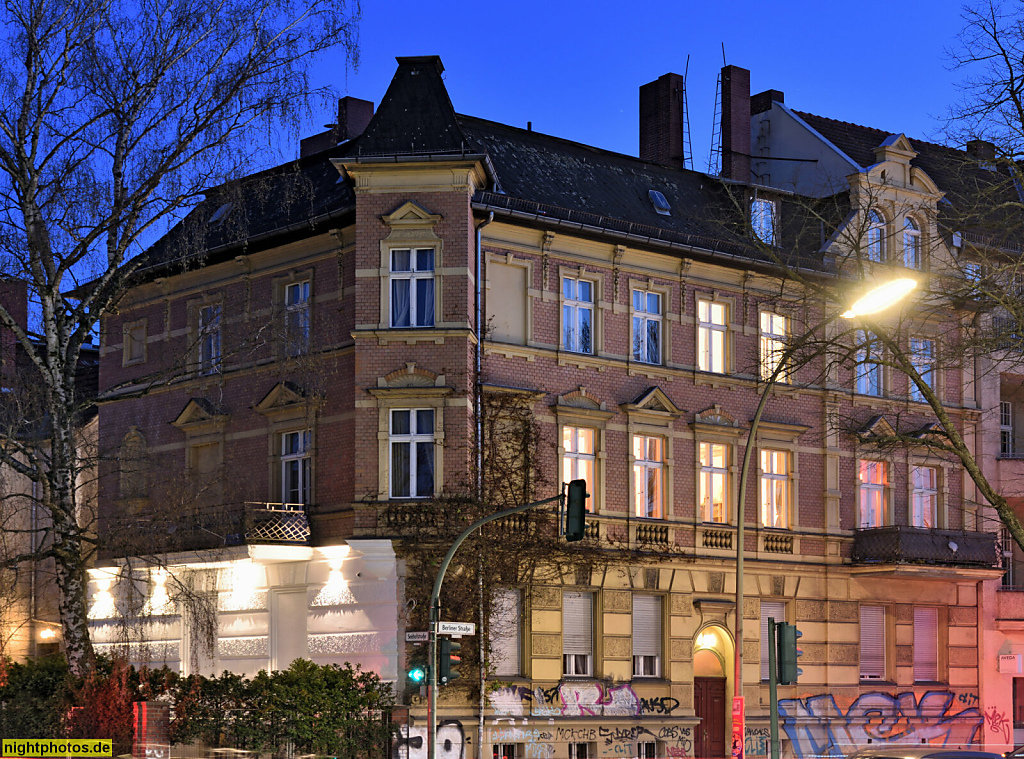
693, 625, 732, 759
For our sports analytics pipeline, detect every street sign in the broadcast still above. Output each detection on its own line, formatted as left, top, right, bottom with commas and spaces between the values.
406, 631, 429, 642
438, 622, 476, 636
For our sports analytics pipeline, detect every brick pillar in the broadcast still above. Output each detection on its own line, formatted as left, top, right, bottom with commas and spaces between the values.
133, 701, 170, 759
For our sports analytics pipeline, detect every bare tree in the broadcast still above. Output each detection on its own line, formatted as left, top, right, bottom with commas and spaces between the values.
0, 0, 359, 675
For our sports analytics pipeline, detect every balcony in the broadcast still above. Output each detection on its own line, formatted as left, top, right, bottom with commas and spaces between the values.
239, 502, 310, 545
852, 525, 999, 572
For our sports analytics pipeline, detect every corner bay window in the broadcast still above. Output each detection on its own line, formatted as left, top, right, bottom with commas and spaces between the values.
563, 427, 595, 511
390, 409, 434, 498
859, 460, 887, 528
632, 290, 661, 364
563, 277, 593, 354
632, 435, 663, 519
699, 442, 728, 523
759, 449, 790, 529
281, 430, 311, 505
391, 248, 435, 328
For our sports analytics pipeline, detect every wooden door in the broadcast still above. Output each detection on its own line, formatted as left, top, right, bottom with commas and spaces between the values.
694, 677, 726, 758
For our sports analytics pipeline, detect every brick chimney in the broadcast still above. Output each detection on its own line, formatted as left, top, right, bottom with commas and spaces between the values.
966, 139, 996, 162
300, 96, 375, 157
720, 65, 751, 181
639, 73, 687, 170
751, 89, 784, 115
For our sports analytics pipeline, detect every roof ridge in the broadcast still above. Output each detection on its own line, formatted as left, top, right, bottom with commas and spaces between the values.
793, 110, 959, 155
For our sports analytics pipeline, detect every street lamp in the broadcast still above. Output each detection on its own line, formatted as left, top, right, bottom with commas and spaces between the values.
732, 276, 917, 759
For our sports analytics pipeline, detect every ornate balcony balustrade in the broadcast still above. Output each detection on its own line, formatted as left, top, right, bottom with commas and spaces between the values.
242, 502, 310, 545
852, 525, 998, 568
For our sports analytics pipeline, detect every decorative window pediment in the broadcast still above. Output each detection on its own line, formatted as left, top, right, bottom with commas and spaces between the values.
554, 388, 615, 423
381, 201, 442, 231
857, 414, 897, 441
379, 362, 446, 389
254, 381, 319, 423
621, 387, 683, 418
172, 398, 229, 432
693, 404, 738, 428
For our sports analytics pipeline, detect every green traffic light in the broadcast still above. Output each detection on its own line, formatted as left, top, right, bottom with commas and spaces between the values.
409, 667, 426, 683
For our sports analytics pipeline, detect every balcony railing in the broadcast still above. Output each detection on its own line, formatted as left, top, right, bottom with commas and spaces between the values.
242, 502, 310, 544
852, 525, 999, 568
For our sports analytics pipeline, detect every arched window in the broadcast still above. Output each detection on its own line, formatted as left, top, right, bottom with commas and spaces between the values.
119, 429, 148, 499
866, 211, 885, 262
903, 217, 921, 269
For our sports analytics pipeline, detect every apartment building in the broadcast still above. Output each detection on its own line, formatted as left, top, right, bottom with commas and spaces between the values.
91, 57, 1002, 758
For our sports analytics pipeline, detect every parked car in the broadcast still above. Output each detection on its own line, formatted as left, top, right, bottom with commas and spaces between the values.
847, 749, 1004, 759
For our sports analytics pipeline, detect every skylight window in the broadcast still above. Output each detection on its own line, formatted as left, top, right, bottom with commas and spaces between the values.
648, 190, 671, 216
208, 202, 233, 225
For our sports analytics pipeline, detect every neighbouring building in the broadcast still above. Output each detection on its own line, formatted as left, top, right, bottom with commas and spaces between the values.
89, 56, 1008, 759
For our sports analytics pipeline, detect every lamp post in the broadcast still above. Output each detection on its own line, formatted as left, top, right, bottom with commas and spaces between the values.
731, 277, 916, 759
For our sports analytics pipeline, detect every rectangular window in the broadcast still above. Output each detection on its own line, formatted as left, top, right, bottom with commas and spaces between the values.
391, 248, 435, 328
493, 745, 518, 759
760, 600, 786, 681
632, 290, 662, 364
860, 605, 886, 680
632, 595, 661, 678
562, 592, 593, 677
859, 460, 887, 528
1002, 401, 1015, 456
490, 589, 521, 677
563, 277, 594, 354
759, 311, 788, 382
285, 281, 311, 355
911, 466, 937, 529
909, 338, 934, 402
698, 300, 727, 374
1014, 677, 1024, 729
390, 409, 435, 498
855, 330, 882, 396
760, 449, 790, 529
568, 745, 590, 759
699, 442, 729, 523
632, 435, 663, 519
198, 304, 221, 374
124, 320, 146, 365
751, 198, 777, 245
281, 430, 311, 505
636, 743, 658, 759
563, 427, 596, 511
913, 606, 939, 682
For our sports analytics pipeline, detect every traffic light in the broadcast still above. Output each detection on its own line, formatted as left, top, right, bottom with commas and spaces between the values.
408, 665, 426, 683
777, 622, 803, 685
566, 479, 589, 542
439, 638, 461, 685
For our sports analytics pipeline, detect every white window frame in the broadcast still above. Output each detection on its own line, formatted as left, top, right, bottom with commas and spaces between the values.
123, 319, 147, 366
632, 595, 662, 678
866, 210, 885, 262
903, 217, 921, 269
760, 601, 786, 681
911, 465, 938, 529
632, 289, 662, 365
562, 591, 593, 677
490, 589, 521, 677
759, 449, 791, 529
284, 280, 311, 355
913, 606, 939, 682
562, 276, 594, 354
759, 311, 788, 382
198, 304, 221, 375
389, 408, 435, 499
858, 460, 888, 528
855, 330, 882, 396
281, 430, 311, 506
859, 604, 886, 681
1002, 401, 1015, 456
699, 442, 729, 523
698, 300, 728, 374
563, 427, 596, 511
909, 337, 934, 402
632, 435, 664, 519
751, 197, 777, 245
390, 248, 435, 328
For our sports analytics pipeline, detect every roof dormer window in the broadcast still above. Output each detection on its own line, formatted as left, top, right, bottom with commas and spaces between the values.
751, 197, 777, 245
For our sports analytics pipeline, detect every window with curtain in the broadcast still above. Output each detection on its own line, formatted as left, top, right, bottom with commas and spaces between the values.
632, 290, 661, 364
389, 409, 434, 498
759, 311, 788, 381
563, 427, 596, 511
563, 277, 594, 354
699, 442, 729, 523
562, 591, 593, 677
859, 460, 887, 528
632, 435, 663, 519
760, 601, 786, 681
911, 466, 937, 528
632, 595, 661, 677
281, 430, 311, 505
859, 605, 885, 680
760, 449, 790, 529
913, 607, 939, 682
698, 300, 727, 374
390, 248, 435, 327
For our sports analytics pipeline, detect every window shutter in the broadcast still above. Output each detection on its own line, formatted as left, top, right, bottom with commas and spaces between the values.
490, 589, 521, 677
760, 601, 786, 681
563, 592, 593, 655
632, 595, 661, 657
913, 607, 939, 681
859, 605, 885, 680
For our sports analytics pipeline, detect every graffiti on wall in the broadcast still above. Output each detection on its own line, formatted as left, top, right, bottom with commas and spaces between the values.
985, 706, 1010, 745
744, 727, 770, 758
396, 721, 466, 759
487, 684, 680, 718
481, 724, 693, 758
778, 691, 983, 758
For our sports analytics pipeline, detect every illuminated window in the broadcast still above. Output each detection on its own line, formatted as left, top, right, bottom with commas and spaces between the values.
563, 427, 596, 511
911, 466, 937, 529
759, 449, 790, 529
858, 460, 888, 528
698, 300, 727, 374
759, 311, 788, 381
699, 442, 729, 523
281, 430, 311, 506
903, 217, 921, 269
633, 435, 663, 519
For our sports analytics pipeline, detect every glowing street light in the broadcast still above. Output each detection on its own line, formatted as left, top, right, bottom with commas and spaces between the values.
841, 278, 917, 319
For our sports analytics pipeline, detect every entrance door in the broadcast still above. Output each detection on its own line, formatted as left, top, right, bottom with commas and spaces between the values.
694, 677, 726, 758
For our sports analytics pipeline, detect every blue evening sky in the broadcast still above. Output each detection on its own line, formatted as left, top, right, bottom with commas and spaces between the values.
308, 0, 969, 169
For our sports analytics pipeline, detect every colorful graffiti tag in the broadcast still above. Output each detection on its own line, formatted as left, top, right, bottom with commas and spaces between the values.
777, 691, 983, 758
396, 722, 466, 759
487, 683, 680, 718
